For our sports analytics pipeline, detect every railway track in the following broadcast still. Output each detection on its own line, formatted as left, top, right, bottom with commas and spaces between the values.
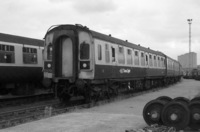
0, 93, 55, 108
0, 84, 176, 130
0, 99, 61, 129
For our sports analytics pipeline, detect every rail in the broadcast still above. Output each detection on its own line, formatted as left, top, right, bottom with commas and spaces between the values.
0, 85, 173, 129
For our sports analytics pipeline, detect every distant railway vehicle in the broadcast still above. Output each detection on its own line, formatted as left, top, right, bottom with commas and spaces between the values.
183, 68, 200, 80
191, 69, 199, 79
194, 69, 200, 80
0, 33, 45, 96
43, 24, 182, 102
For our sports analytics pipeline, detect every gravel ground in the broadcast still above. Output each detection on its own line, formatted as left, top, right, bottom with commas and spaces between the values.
1, 79, 200, 132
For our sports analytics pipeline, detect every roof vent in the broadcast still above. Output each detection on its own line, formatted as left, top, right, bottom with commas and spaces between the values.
109, 34, 112, 37
84, 26, 89, 29
75, 24, 83, 27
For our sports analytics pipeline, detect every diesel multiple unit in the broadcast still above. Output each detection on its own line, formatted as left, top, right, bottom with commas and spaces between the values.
43, 24, 182, 101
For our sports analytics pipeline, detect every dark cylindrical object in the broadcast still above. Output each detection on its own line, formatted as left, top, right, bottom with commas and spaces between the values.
143, 99, 165, 125
188, 101, 200, 130
161, 101, 190, 130
191, 96, 200, 102
173, 97, 190, 105
156, 96, 172, 103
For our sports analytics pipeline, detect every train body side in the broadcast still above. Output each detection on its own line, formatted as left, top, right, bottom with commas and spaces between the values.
0, 33, 44, 83
43, 24, 183, 102
92, 33, 166, 80
42, 24, 184, 102
164, 55, 182, 83
43, 24, 182, 82
0, 33, 44, 95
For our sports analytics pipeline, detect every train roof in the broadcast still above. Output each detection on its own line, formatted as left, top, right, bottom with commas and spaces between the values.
91, 30, 164, 56
46, 24, 165, 56
47, 24, 181, 63
156, 50, 179, 64
0, 32, 44, 47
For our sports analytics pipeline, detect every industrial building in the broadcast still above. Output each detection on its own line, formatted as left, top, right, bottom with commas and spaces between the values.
178, 52, 197, 72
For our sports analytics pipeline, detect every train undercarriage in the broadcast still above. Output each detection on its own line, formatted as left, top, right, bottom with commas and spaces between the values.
0, 81, 53, 99
54, 76, 182, 103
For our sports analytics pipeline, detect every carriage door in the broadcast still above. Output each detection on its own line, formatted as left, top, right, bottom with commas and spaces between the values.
61, 37, 73, 77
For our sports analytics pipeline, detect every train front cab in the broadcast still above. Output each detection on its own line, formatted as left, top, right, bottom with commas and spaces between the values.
44, 28, 77, 83
43, 25, 94, 99
52, 28, 94, 81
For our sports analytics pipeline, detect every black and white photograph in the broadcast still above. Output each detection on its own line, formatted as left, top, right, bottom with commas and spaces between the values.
0, 0, 200, 132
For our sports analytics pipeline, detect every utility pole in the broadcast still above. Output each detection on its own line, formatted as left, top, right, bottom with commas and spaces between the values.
187, 19, 192, 72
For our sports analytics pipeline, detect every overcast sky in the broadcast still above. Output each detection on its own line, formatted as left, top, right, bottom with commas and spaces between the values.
1, 0, 200, 64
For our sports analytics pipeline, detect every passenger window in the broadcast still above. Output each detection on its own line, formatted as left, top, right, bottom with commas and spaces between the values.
23, 47, 37, 64
146, 54, 149, 66
163, 58, 166, 68
167, 60, 169, 69
154, 56, 157, 67
111, 47, 116, 62
98, 44, 102, 60
141, 52, 144, 57
141, 52, 145, 66
161, 58, 164, 67
0, 44, 15, 63
47, 43, 52, 60
134, 51, 139, 65
118, 46, 125, 64
127, 49, 132, 65
158, 57, 160, 67
105, 44, 110, 63
149, 54, 153, 67
80, 42, 90, 59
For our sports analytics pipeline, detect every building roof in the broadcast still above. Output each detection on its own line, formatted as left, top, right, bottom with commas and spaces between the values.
0, 32, 44, 47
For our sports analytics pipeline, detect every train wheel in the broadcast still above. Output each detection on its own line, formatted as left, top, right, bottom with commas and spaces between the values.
83, 87, 91, 103
143, 99, 165, 125
188, 101, 200, 130
105, 90, 111, 99
68, 85, 76, 97
93, 91, 102, 102
59, 89, 71, 103
109, 82, 119, 96
191, 96, 200, 102
173, 97, 190, 105
58, 86, 75, 103
156, 96, 172, 103
143, 80, 151, 90
161, 101, 190, 130
135, 80, 143, 91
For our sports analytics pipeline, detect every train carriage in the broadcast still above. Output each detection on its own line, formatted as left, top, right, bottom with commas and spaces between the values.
165, 56, 182, 83
92, 31, 166, 80
43, 24, 182, 101
0, 33, 44, 95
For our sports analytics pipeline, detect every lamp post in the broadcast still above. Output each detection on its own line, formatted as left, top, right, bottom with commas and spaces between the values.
187, 19, 192, 72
